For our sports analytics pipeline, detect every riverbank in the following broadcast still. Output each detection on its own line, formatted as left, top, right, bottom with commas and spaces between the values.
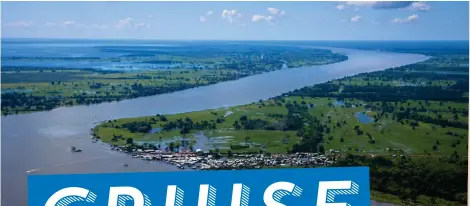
110, 145, 334, 170
1, 43, 348, 115
91, 53, 468, 205
1, 46, 430, 206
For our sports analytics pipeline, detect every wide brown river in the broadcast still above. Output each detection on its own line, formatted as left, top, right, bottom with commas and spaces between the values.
1, 47, 428, 206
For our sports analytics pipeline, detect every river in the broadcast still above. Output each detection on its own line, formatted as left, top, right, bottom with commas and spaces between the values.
1, 47, 428, 206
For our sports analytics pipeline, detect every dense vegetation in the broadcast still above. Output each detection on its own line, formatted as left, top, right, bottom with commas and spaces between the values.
286, 55, 468, 154
336, 154, 467, 205
1, 45, 347, 115
1, 69, 246, 114
94, 53, 468, 205
284, 54, 468, 205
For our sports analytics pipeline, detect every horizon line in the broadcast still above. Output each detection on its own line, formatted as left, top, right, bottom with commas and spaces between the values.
1, 37, 469, 42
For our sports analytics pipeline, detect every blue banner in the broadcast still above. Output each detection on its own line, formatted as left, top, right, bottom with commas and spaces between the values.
28, 167, 370, 206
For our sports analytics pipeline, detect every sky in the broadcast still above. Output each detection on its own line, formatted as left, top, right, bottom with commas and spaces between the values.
1, 1, 469, 40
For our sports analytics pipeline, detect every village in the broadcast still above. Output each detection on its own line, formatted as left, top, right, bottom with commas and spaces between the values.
110, 145, 336, 170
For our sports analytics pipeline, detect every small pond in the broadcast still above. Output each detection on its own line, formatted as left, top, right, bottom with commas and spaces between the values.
149, 128, 161, 134
355, 112, 374, 124
334, 100, 345, 106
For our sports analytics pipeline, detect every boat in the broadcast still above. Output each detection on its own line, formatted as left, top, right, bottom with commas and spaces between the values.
123, 164, 128, 167
71, 146, 82, 152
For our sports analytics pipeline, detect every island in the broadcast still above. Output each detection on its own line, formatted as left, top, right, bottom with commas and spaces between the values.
93, 50, 468, 206
1, 44, 347, 115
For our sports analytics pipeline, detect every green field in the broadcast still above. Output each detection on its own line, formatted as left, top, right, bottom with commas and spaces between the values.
2, 45, 347, 115
94, 95, 468, 156
93, 54, 468, 206
2, 68, 244, 114
94, 55, 469, 157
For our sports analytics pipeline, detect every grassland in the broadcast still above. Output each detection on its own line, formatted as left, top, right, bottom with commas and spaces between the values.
1, 68, 245, 115
94, 95, 468, 156
93, 54, 468, 206
94, 54, 469, 157
1, 45, 347, 115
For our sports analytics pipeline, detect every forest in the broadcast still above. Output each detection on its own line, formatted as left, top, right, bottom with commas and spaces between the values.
336, 154, 467, 205
93, 53, 468, 205
1, 45, 347, 115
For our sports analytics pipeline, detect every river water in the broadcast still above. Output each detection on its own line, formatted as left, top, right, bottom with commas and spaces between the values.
1, 47, 428, 206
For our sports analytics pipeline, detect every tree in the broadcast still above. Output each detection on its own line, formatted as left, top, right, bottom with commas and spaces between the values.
159, 115, 168, 121
340, 138, 344, 142
180, 127, 190, 134
240, 115, 248, 125
233, 121, 241, 130
244, 136, 251, 143
126, 147, 133, 153
319, 145, 325, 154
169, 142, 175, 152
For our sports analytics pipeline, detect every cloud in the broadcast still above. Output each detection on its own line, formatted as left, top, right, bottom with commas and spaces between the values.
113, 17, 150, 29
370, 1, 414, 9
135, 23, 150, 28
252, 7, 285, 24
146, 14, 153, 19
200, 16, 207, 22
345, 1, 377, 7
20, 18, 150, 30
115, 17, 133, 28
344, 1, 411, 9
339, 1, 430, 11
409, 2, 431, 11
340, 15, 362, 23
392, 14, 419, 23
222, 9, 242, 23
91, 24, 109, 29
336, 4, 346, 10
350, 15, 362, 22
58, 20, 88, 29
200, 10, 214, 22
372, 20, 380, 25
267, 7, 285, 16
5, 21, 33, 28
252, 15, 274, 22
63, 20, 76, 26
45, 22, 57, 27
